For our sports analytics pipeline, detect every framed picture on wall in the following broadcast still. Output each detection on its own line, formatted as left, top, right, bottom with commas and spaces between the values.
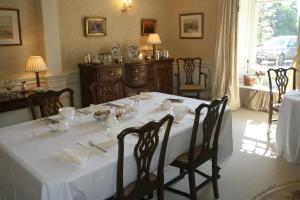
85, 17, 106, 36
0, 8, 22, 46
141, 19, 157, 36
179, 13, 204, 39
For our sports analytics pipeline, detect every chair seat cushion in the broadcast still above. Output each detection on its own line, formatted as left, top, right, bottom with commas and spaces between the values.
179, 84, 206, 91
124, 174, 157, 196
171, 146, 212, 168
110, 174, 158, 199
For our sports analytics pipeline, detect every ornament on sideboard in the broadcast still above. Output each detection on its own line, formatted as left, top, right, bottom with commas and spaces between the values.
111, 45, 122, 63
154, 49, 162, 60
162, 49, 169, 58
84, 51, 91, 64
21, 81, 27, 91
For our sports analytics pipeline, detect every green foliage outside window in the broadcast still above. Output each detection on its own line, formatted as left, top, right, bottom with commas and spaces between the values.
257, 1, 299, 45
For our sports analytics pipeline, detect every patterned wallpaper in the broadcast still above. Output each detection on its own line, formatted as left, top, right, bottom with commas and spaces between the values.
0, 0, 46, 80
57, 0, 170, 73
0, 0, 217, 79
164, 0, 218, 64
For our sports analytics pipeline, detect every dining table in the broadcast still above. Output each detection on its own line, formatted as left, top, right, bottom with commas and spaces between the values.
276, 89, 300, 164
0, 92, 233, 200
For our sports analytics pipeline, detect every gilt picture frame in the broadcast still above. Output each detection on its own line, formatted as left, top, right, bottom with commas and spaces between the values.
179, 13, 204, 39
141, 19, 157, 36
0, 8, 22, 46
85, 17, 106, 36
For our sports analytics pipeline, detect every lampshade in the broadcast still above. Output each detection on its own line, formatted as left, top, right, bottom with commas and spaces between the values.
26, 56, 48, 72
147, 33, 162, 45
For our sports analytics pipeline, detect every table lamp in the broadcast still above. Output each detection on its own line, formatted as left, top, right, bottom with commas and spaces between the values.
26, 56, 48, 88
147, 33, 161, 58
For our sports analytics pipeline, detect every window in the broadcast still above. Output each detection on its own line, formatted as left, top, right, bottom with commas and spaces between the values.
238, 0, 300, 84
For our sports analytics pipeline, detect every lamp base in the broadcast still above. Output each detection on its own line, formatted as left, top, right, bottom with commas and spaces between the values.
35, 72, 41, 87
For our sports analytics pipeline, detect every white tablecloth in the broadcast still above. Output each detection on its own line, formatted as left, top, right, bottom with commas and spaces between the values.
276, 90, 300, 164
0, 92, 233, 200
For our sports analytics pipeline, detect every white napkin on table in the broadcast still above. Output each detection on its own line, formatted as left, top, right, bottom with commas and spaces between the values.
58, 148, 93, 165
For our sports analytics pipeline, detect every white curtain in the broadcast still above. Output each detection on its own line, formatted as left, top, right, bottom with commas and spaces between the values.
212, 0, 240, 110
292, 16, 300, 88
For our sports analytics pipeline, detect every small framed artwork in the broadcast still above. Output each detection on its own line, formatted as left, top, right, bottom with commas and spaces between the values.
141, 19, 157, 36
0, 8, 22, 46
179, 13, 204, 39
85, 17, 106, 36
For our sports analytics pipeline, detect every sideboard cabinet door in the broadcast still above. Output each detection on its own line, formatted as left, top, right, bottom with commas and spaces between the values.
78, 64, 124, 107
153, 59, 173, 94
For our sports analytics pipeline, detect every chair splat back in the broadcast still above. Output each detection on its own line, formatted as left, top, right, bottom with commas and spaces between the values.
164, 96, 228, 200
90, 79, 124, 104
267, 67, 296, 104
116, 114, 174, 200
28, 88, 74, 119
188, 96, 228, 165
177, 58, 202, 85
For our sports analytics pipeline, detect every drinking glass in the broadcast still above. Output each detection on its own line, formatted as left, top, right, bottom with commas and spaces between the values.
131, 96, 142, 117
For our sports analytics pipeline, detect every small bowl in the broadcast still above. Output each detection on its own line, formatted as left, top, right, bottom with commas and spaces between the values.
94, 109, 110, 120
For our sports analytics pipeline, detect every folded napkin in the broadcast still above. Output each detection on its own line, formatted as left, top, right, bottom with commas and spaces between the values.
58, 148, 92, 165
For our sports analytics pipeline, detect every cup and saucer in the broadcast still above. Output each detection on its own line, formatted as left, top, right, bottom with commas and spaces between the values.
50, 107, 76, 132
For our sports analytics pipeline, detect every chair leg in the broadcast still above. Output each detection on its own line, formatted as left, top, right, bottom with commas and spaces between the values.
147, 192, 153, 199
212, 158, 219, 199
268, 108, 273, 127
188, 170, 197, 200
179, 167, 185, 176
157, 186, 164, 200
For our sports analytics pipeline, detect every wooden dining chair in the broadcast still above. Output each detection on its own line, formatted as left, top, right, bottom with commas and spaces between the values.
164, 96, 228, 200
267, 67, 296, 126
115, 114, 174, 200
28, 88, 74, 120
175, 57, 209, 99
90, 79, 125, 104
125, 82, 154, 97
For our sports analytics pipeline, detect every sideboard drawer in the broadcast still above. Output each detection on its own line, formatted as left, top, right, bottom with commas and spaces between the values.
125, 64, 149, 87
100, 68, 123, 81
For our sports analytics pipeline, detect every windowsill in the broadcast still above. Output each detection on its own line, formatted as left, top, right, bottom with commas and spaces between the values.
239, 82, 270, 92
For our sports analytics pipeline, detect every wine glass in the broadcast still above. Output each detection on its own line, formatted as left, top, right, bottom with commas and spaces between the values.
130, 96, 142, 117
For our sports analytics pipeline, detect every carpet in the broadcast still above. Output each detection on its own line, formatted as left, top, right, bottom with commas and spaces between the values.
252, 180, 300, 200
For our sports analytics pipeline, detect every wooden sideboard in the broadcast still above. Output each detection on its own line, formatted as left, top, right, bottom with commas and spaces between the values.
0, 91, 32, 113
78, 58, 174, 107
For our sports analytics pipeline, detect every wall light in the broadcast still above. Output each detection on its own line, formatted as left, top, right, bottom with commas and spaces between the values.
121, 0, 132, 12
